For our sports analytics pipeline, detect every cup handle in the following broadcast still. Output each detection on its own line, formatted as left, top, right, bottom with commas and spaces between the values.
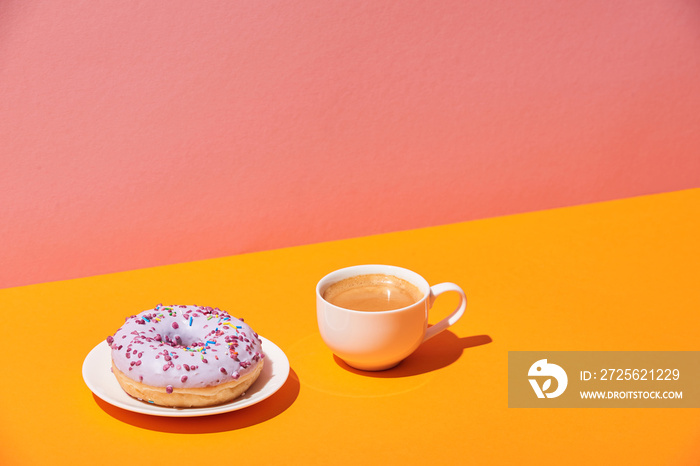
423, 282, 467, 342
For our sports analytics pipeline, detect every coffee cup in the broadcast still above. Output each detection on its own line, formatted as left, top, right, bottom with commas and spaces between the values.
316, 264, 467, 371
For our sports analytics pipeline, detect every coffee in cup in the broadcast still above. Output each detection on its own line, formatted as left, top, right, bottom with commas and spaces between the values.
317, 264, 467, 371
322, 273, 423, 312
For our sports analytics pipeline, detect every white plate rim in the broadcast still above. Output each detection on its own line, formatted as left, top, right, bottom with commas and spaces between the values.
82, 335, 290, 417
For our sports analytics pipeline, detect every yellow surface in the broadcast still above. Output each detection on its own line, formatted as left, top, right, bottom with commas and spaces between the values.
1, 188, 699, 465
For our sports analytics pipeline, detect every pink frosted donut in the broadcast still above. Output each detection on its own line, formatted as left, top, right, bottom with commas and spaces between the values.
107, 304, 264, 408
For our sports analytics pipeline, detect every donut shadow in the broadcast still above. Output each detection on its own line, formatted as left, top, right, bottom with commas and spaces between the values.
333, 331, 492, 377
94, 368, 300, 433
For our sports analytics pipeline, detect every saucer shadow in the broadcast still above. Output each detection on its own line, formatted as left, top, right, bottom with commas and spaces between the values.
333, 332, 492, 378
94, 368, 300, 433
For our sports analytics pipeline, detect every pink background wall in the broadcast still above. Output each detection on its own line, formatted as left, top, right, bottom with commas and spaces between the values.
2, 1, 699, 289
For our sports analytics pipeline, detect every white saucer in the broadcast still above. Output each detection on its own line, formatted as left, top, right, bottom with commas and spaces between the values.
82, 336, 290, 417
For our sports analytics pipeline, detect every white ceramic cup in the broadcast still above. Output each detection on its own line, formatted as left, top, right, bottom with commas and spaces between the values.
316, 264, 467, 371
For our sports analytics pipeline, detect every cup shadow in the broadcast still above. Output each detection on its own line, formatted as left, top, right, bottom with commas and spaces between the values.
333, 332, 492, 378
93, 368, 300, 433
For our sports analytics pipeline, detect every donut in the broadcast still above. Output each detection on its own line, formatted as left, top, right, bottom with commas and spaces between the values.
107, 304, 264, 408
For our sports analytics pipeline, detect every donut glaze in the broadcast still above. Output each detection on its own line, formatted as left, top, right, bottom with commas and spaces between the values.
107, 304, 264, 404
